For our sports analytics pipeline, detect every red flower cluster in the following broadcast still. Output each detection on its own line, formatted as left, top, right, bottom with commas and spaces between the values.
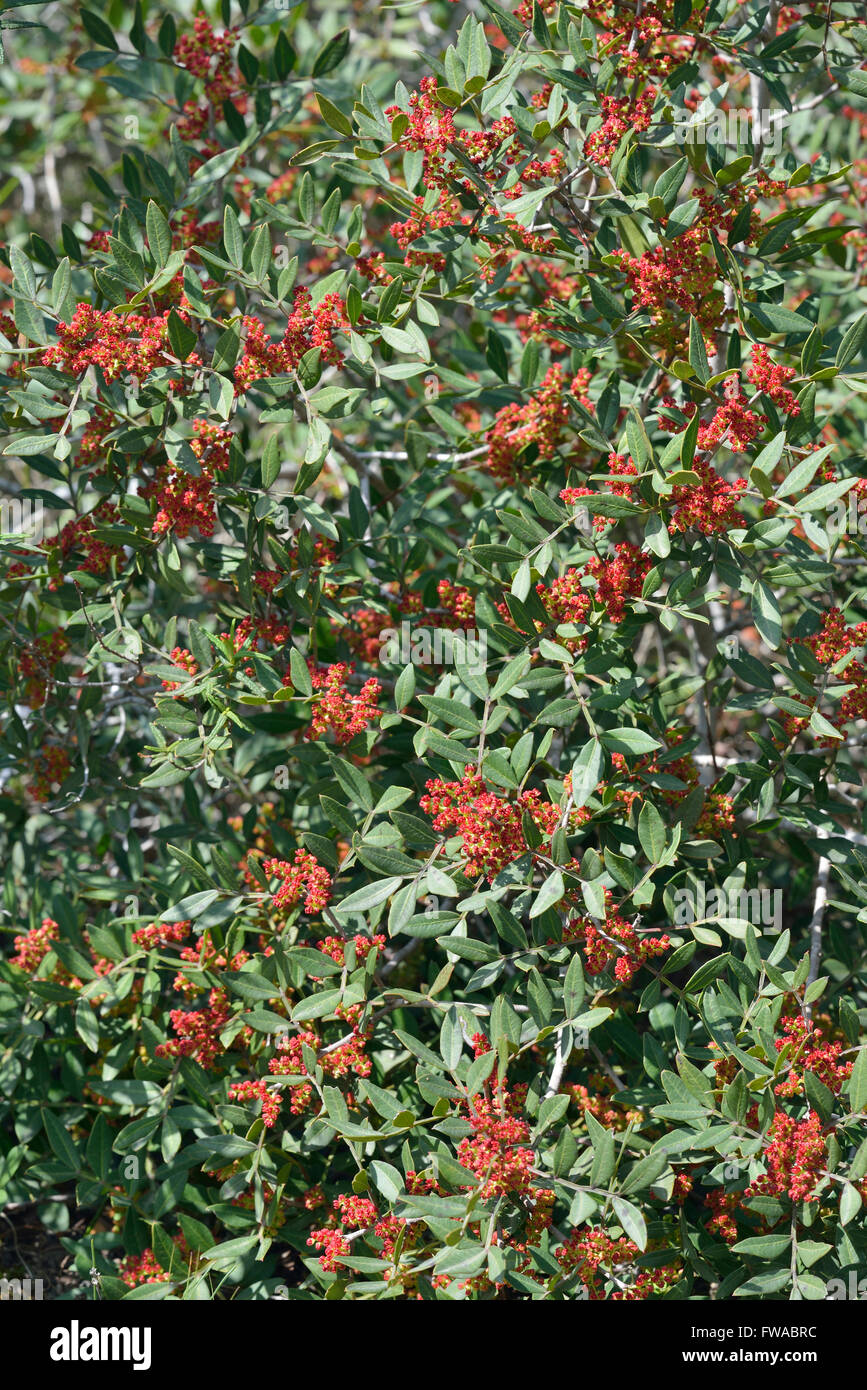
746, 345, 800, 416
485, 365, 572, 482
697, 375, 766, 453
172, 13, 243, 146
584, 89, 657, 168
602, 730, 735, 834
306, 663, 381, 745
606, 452, 641, 500
234, 289, 349, 392
613, 181, 784, 339
385, 77, 455, 188
131, 919, 192, 950
228, 1077, 281, 1127
789, 608, 867, 733
307, 1226, 351, 1272
584, 0, 697, 82
43, 503, 123, 583
307, 1182, 435, 1277
457, 1089, 536, 1198
41, 304, 176, 382
802, 607, 867, 666
567, 1078, 643, 1132
118, 1248, 173, 1289
228, 615, 291, 676
334, 1193, 377, 1229
669, 459, 748, 535
336, 607, 393, 662
530, 568, 592, 645
565, 902, 670, 984
28, 746, 72, 801
155, 987, 232, 1069
316, 933, 385, 966
386, 193, 459, 272
149, 420, 232, 538
704, 1188, 740, 1244
386, 76, 563, 199
11, 916, 59, 970
773, 1014, 853, 1098
433, 578, 476, 628
76, 405, 117, 468
161, 647, 199, 692
556, 1226, 679, 1299
262, 850, 332, 914
269, 1022, 372, 1113
174, 937, 250, 996
18, 631, 67, 707
585, 543, 651, 622
420, 768, 560, 880
523, 544, 650, 642
747, 1110, 827, 1203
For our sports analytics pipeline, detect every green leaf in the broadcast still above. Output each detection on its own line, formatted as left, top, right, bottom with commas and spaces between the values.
586, 1111, 616, 1187
752, 580, 781, 649
223, 206, 244, 267
85, 1114, 112, 1180
80, 7, 119, 49
261, 434, 281, 490
41, 1109, 81, 1172
836, 312, 867, 369
530, 869, 565, 919
611, 1196, 647, 1250
146, 201, 172, 269
571, 739, 603, 809
638, 800, 666, 864
75, 998, 100, 1052
600, 728, 662, 755
840, 1182, 862, 1226
313, 28, 350, 77
732, 1267, 792, 1296
563, 952, 585, 1018
652, 157, 688, 210
316, 91, 353, 137
355, 845, 418, 877
334, 878, 403, 915
665, 199, 701, 238
732, 1233, 791, 1258
394, 664, 415, 711
368, 1161, 404, 1202
751, 430, 786, 478
328, 753, 374, 810
848, 1047, 867, 1111
749, 302, 814, 336
775, 442, 835, 497
465, 1048, 497, 1097
688, 317, 709, 384
479, 0, 525, 46
225, 971, 280, 1002
292, 988, 343, 1022
167, 308, 197, 362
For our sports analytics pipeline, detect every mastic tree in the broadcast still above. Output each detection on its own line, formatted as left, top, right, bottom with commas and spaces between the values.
2, 0, 867, 1302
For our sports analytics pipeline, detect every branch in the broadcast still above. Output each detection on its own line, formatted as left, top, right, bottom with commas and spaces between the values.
805, 832, 831, 1022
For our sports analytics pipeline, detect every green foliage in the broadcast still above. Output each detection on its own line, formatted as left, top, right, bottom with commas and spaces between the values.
1, 0, 867, 1303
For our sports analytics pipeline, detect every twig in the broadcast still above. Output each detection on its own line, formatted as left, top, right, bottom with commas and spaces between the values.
805, 831, 830, 1022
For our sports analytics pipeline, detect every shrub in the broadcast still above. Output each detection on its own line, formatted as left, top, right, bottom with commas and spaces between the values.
2, 0, 867, 1302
